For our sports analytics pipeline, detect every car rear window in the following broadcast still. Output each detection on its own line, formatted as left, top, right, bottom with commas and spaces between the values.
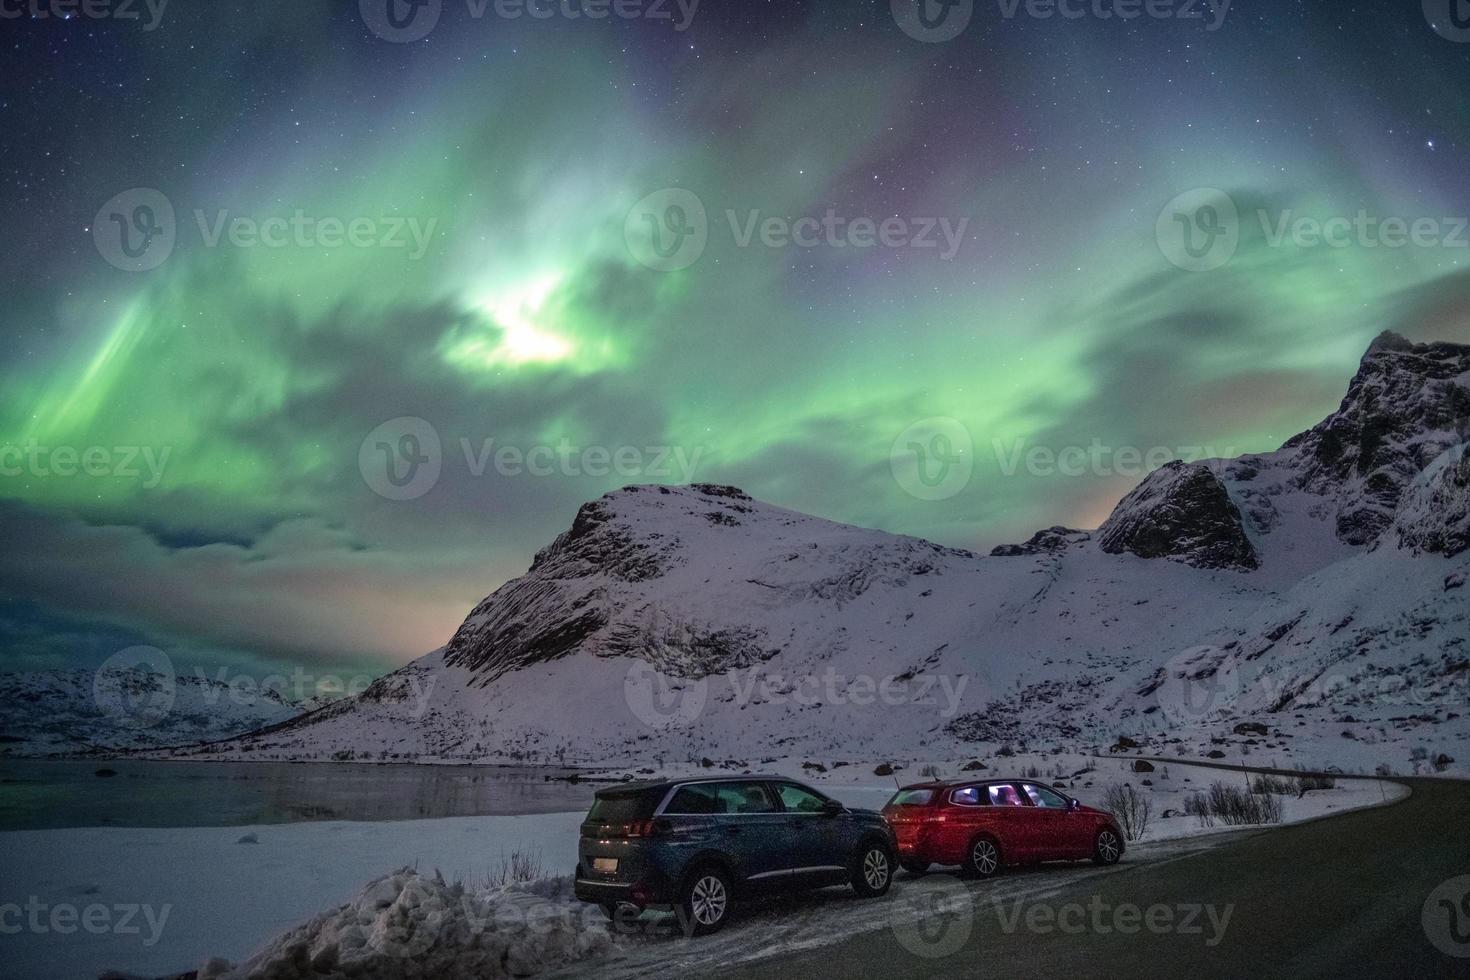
587, 787, 663, 823
664, 784, 721, 814
888, 788, 935, 807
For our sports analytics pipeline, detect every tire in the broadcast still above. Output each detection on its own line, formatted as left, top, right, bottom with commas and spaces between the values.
900, 859, 931, 876
964, 835, 1002, 878
1093, 828, 1123, 866
851, 841, 895, 897
678, 867, 733, 936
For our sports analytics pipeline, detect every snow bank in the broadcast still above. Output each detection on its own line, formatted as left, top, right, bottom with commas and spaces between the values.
199, 870, 611, 980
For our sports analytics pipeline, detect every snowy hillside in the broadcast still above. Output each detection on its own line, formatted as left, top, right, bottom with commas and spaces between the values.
174, 333, 1470, 772
0, 666, 305, 756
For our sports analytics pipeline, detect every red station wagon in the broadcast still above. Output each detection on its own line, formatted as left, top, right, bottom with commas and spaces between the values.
881, 779, 1124, 877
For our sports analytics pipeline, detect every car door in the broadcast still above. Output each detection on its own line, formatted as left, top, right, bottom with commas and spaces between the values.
1019, 782, 1075, 860
705, 780, 790, 887
770, 780, 851, 886
981, 782, 1033, 861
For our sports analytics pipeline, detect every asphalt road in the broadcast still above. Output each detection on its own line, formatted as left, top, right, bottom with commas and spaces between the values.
703, 764, 1470, 980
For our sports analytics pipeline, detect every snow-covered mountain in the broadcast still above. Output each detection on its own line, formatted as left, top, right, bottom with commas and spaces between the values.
179, 333, 1470, 770
0, 666, 305, 756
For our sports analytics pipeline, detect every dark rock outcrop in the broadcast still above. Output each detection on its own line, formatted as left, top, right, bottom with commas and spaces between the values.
1097, 462, 1259, 570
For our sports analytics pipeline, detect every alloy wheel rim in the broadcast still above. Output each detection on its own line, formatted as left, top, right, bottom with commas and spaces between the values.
691, 876, 727, 925
974, 840, 998, 874
863, 849, 890, 888
1099, 833, 1120, 862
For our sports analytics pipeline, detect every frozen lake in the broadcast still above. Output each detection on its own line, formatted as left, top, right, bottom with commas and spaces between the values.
0, 759, 598, 830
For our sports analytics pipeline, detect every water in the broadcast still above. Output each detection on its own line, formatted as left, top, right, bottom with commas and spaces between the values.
0, 759, 599, 831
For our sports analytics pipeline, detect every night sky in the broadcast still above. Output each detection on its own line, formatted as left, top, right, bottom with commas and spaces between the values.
2, 1, 1468, 685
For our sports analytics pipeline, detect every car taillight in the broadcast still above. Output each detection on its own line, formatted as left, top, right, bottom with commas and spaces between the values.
625, 819, 666, 838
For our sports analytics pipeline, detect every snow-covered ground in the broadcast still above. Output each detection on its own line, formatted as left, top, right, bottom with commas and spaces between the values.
1, 758, 1406, 980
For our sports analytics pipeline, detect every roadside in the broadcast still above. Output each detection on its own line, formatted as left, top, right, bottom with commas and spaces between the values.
708, 773, 1468, 980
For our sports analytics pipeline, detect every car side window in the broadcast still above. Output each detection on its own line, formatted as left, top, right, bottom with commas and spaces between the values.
774, 783, 829, 813
950, 786, 984, 806
712, 781, 777, 814
988, 784, 1027, 806
1023, 784, 1069, 809
664, 783, 721, 815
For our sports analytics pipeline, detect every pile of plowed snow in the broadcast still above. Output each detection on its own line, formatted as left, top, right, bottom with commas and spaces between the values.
197, 869, 612, 979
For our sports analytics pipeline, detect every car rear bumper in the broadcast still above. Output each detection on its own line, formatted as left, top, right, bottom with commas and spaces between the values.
573, 870, 676, 908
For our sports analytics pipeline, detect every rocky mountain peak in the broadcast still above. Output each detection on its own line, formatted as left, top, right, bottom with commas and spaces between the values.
1282, 334, 1469, 544
1096, 461, 1260, 570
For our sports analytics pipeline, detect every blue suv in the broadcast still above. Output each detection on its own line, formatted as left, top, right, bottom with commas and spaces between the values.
574, 775, 897, 934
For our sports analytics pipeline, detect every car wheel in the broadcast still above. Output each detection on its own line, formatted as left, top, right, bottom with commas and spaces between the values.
851, 841, 895, 897
900, 859, 931, 876
1093, 828, 1123, 866
964, 835, 1002, 878
678, 868, 732, 936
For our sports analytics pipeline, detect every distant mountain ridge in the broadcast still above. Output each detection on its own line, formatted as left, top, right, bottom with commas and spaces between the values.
167, 333, 1470, 767
0, 666, 306, 756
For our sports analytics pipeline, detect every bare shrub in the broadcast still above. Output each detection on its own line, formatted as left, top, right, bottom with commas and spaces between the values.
1197, 782, 1284, 825
1294, 774, 1336, 794
1100, 783, 1152, 842
1250, 775, 1294, 795
489, 849, 545, 887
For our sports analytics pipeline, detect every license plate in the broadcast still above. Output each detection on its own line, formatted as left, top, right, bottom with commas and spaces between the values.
593, 858, 618, 873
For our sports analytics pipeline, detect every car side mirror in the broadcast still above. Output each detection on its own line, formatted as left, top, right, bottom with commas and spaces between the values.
1067, 797, 1081, 810
821, 800, 844, 817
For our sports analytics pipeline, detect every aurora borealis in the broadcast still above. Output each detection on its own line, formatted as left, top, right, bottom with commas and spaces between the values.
2, 1, 1468, 684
